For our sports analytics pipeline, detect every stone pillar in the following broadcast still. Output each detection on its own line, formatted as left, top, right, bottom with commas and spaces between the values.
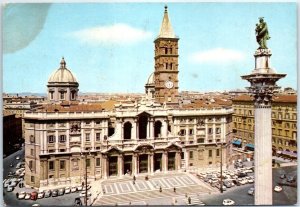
162, 151, 168, 173
132, 154, 138, 175
212, 123, 216, 142
102, 155, 108, 179
118, 155, 124, 177
241, 48, 286, 205
66, 122, 70, 152
254, 106, 272, 204
132, 121, 137, 140
149, 153, 154, 174
162, 121, 167, 137
175, 152, 181, 170
185, 150, 189, 170
185, 125, 189, 142
55, 124, 59, 153
149, 119, 154, 139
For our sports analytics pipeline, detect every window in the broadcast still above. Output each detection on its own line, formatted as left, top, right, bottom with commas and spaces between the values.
285, 123, 290, 128
59, 135, 66, 143
170, 63, 173, 70
31, 176, 35, 183
208, 128, 213, 134
209, 161, 212, 165
29, 161, 33, 169
209, 150, 212, 157
179, 129, 186, 136
272, 138, 275, 144
86, 133, 90, 142
96, 133, 101, 141
96, 158, 101, 166
71, 91, 76, 100
73, 160, 78, 167
293, 113, 297, 120
189, 163, 193, 166
248, 110, 253, 116
96, 147, 100, 150
189, 129, 194, 135
197, 138, 205, 143
85, 121, 90, 125
278, 113, 282, 120
285, 113, 290, 119
216, 128, 221, 134
59, 149, 65, 152
30, 135, 35, 143
216, 149, 220, 156
50, 92, 54, 100
86, 159, 90, 167
60, 92, 65, 100
285, 141, 289, 146
30, 149, 34, 156
170, 48, 173, 54
293, 132, 297, 139
49, 161, 54, 170
165, 63, 168, 70
278, 139, 282, 145
95, 120, 101, 125
165, 47, 168, 54
48, 135, 55, 143
60, 160, 65, 170
189, 151, 193, 159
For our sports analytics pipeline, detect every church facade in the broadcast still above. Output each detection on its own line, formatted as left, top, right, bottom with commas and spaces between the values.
24, 6, 233, 188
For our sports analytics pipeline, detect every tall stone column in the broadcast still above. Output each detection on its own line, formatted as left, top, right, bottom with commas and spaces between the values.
102, 155, 108, 179
118, 155, 124, 177
175, 151, 181, 170
132, 154, 138, 175
149, 119, 154, 139
132, 120, 137, 140
242, 47, 286, 205
162, 151, 168, 173
149, 153, 154, 174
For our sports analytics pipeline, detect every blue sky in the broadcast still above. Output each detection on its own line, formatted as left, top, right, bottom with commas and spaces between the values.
3, 3, 297, 93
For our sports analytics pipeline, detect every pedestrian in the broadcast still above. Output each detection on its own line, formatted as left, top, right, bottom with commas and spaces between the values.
19, 183, 21, 188
159, 186, 162, 192
185, 193, 188, 198
188, 196, 191, 204
103, 188, 106, 194
16, 192, 19, 199
133, 175, 136, 181
173, 187, 176, 193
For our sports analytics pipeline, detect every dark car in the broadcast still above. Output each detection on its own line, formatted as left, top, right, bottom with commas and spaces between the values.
280, 174, 286, 179
52, 189, 58, 197
287, 176, 296, 183
223, 180, 232, 188
232, 179, 241, 186
74, 197, 82, 206
44, 190, 52, 198
238, 172, 247, 178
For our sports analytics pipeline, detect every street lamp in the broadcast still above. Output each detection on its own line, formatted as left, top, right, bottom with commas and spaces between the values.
218, 130, 236, 193
81, 149, 91, 206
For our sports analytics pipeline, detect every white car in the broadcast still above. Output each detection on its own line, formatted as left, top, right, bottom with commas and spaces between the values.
18, 191, 26, 199
77, 186, 83, 191
71, 186, 77, 193
247, 178, 254, 183
79, 191, 92, 197
7, 186, 14, 192
37, 191, 45, 199
65, 187, 71, 194
25, 193, 31, 200
4, 180, 11, 188
223, 199, 235, 206
9, 181, 18, 187
274, 186, 283, 192
15, 156, 20, 160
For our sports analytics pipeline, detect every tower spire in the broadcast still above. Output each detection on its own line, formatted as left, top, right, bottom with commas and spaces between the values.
158, 5, 175, 38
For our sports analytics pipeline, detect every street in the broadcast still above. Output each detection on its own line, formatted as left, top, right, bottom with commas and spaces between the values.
3, 149, 297, 206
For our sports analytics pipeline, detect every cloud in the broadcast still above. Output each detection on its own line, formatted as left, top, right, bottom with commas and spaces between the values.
70, 23, 152, 46
189, 48, 245, 64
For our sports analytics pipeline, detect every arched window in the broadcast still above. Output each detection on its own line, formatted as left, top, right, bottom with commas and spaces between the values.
154, 121, 162, 138
124, 122, 132, 140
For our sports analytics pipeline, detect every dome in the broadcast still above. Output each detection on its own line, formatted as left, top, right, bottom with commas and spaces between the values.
146, 72, 154, 85
48, 57, 78, 83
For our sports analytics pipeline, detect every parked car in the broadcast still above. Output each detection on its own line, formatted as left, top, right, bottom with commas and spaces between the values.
4, 180, 11, 188
74, 197, 82, 206
18, 191, 26, 199
223, 180, 232, 188
15, 156, 20, 160
7, 186, 14, 192
247, 177, 254, 184
71, 186, 77, 193
223, 199, 235, 206
77, 186, 83, 191
65, 187, 71, 194
248, 187, 255, 195
9, 181, 18, 187
274, 186, 283, 192
280, 174, 286, 179
58, 188, 65, 196
25, 193, 31, 200
52, 189, 58, 197
79, 191, 92, 197
30, 191, 38, 200
287, 176, 296, 183
44, 190, 52, 198
37, 191, 45, 199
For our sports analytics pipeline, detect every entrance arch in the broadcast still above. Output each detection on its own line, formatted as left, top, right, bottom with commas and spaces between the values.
124, 122, 132, 140
154, 121, 162, 138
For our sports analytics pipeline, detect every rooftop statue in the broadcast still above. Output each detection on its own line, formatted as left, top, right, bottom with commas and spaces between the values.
255, 17, 270, 49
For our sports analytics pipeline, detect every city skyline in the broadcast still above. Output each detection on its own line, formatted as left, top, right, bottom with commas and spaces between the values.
3, 3, 297, 94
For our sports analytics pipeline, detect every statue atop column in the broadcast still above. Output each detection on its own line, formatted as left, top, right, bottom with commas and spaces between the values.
256, 17, 270, 49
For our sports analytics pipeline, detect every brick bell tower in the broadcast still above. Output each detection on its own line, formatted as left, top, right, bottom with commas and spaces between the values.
154, 5, 179, 106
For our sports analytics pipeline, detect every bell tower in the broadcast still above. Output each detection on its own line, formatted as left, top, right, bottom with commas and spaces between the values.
154, 6, 179, 106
